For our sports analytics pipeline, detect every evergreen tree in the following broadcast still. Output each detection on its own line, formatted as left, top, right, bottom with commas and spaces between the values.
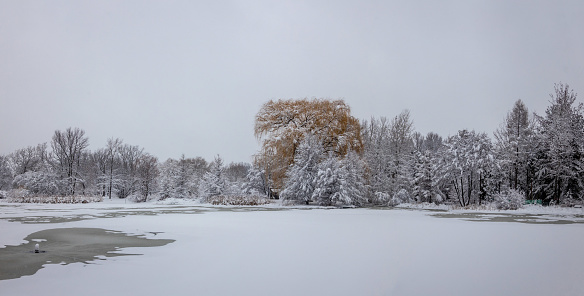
494, 100, 537, 198
338, 151, 367, 206
199, 155, 225, 201
312, 153, 343, 206
280, 134, 323, 204
242, 165, 269, 196
535, 83, 584, 204
0, 155, 14, 191
361, 117, 392, 203
158, 159, 179, 200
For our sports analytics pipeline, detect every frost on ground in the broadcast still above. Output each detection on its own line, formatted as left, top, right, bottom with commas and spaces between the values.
0, 200, 583, 296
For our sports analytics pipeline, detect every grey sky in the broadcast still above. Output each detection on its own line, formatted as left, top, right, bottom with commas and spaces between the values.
1, 0, 583, 163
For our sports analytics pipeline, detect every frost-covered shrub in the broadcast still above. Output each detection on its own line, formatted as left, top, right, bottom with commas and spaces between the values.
6, 193, 102, 204
128, 193, 149, 203
389, 189, 411, 206
374, 192, 391, 204
559, 197, 583, 208
12, 171, 64, 196
494, 189, 525, 210
432, 193, 443, 204
208, 195, 271, 206
7, 188, 30, 201
0, 190, 7, 199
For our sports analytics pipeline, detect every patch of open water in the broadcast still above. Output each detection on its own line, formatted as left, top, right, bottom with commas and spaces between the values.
0, 228, 174, 281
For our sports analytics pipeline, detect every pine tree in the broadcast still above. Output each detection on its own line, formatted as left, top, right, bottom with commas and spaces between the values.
0, 155, 14, 191
535, 83, 584, 204
361, 117, 392, 203
158, 159, 178, 200
494, 100, 537, 198
280, 134, 323, 204
312, 153, 342, 206
199, 155, 225, 201
242, 165, 269, 196
338, 151, 367, 206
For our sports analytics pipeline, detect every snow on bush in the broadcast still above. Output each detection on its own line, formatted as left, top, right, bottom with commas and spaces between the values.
433, 193, 443, 204
6, 194, 103, 204
0, 190, 7, 199
374, 192, 390, 204
559, 196, 584, 208
208, 195, 271, 206
494, 189, 525, 210
389, 189, 411, 206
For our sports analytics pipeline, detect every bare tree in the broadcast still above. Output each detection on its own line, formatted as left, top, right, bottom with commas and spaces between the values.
136, 153, 159, 202
116, 144, 143, 198
51, 127, 89, 195
10, 143, 48, 175
0, 155, 13, 191
106, 138, 123, 199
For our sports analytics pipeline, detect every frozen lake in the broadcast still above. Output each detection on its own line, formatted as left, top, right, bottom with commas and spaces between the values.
1, 201, 583, 296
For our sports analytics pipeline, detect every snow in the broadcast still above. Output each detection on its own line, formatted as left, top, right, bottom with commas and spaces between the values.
1, 200, 583, 296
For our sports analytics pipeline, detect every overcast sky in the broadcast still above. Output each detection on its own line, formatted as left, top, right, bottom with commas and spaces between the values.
1, 0, 583, 163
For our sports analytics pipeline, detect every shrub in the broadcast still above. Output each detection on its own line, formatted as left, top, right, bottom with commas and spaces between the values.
208, 195, 271, 206
432, 193, 443, 204
389, 189, 411, 206
560, 197, 583, 208
374, 192, 391, 205
6, 190, 103, 204
494, 189, 525, 210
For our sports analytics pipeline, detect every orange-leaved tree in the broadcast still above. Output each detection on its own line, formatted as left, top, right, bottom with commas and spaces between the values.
254, 98, 363, 194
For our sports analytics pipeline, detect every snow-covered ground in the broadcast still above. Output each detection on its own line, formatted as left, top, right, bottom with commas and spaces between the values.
1, 199, 583, 296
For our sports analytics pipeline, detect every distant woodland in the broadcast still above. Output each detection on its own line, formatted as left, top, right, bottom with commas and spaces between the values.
1, 83, 583, 208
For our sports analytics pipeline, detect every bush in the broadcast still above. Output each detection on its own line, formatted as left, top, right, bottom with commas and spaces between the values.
208, 195, 271, 206
0, 190, 7, 199
560, 197, 584, 208
374, 192, 391, 205
6, 189, 103, 204
494, 189, 525, 210
389, 189, 411, 206
432, 193, 443, 204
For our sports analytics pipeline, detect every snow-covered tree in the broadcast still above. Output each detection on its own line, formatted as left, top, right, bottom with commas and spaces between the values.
361, 111, 415, 203
442, 130, 496, 207
134, 153, 159, 202
338, 150, 367, 206
411, 133, 445, 204
254, 98, 363, 190
494, 100, 538, 198
242, 165, 270, 196
312, 153, 343, 206
157, 156, 208, 200
10, 143, 48, 175
534, 83, 584, 204
361, 117, 392, 203
280, 134, 323, 204
115, 144, 143, 198
0, 155, 13, 191
158, 159, 179, 200
387, 110, 415, 193
105, 138, 123, 199
51, 127, 89, 195
199, 155, 226, 201
12, 170, 64, 196
411, 150, 434, 203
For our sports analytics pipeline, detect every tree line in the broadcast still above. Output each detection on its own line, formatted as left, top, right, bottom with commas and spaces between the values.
1, 83, 582, 207
0, 130, 252, 203
254, 83, 584, 207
